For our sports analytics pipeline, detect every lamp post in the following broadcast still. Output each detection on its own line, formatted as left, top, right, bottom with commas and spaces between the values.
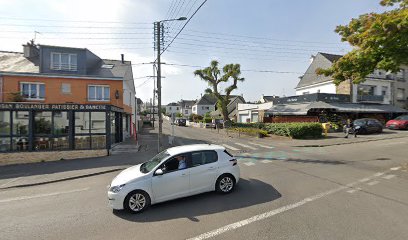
155, 17, 187, 152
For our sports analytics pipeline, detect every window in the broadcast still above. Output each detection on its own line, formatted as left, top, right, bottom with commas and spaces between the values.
184, 110, 188, 114
61, 83, 71, 94
191, 151, 218, 167
51, 52, 77, 71
358, 85, 376, 96
397, 88, 405, 100
88, 85, 110, 101
21, 82, 45, 100
0, 111, 10, 135
101, 64, 114, 69
176, 107, 179, 110
382, 86, 388, 96
169, 107, 172, 110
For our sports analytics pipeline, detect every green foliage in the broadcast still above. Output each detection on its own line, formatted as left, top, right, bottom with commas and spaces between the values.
194, 60, 244, 123
231, 127, 268, 137
7, 92, 24, 102
317, 0, 408, 84
189, 113, 203, 122
176, 112, 182, 118
231, 122, 265, 129
203, 117, 212, 123
264, 123, 323, 139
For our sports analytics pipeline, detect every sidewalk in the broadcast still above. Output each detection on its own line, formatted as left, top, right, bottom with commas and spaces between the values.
0, 126, 162, 189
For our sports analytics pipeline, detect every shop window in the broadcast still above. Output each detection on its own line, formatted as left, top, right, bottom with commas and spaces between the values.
34, 111, 52, 135
12, 137, 29, 151
90, 112, 106, 134
53, 111, 69, 135
12, 111, 29, 135
0, 111, 11, 135
74, 135, 91, 150
75, 112, 90, 134
0, 137, 11, 152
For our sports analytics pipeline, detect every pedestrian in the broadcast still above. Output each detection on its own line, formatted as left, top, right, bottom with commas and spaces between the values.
344, 118, 353, 138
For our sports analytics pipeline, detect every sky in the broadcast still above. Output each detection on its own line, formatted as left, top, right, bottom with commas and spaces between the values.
0, 0, 388, 104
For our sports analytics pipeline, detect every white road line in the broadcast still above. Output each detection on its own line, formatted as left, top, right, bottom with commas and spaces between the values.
0, 177, 22, 188
187, 174, 380, 240
359, 178, 370, 183
367, 181, 379, 186
390, 167, 401, 171
243, 162, 255, 166
382, 174, 396, 180
0, 188, 90, 203
222, 144, 240, 151
234, 143, 258, 150
261, 160, 271, 163
347, 187, 362, 194
247, 142, 274, 149
374, 172, 385, 177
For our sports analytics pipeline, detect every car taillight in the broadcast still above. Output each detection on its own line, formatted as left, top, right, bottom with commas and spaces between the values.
230, 159, 237, 166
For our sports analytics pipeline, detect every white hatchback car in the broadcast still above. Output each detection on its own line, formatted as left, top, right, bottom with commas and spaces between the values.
108, 144, 240, 213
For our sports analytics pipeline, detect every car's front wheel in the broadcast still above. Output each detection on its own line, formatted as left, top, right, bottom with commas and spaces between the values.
216, 174, 235, 194
124, 190, 151, 213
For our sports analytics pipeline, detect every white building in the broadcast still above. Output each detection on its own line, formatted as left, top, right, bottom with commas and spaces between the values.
237, 102, 273, 123
295, 52, 408, 109
165, 102, 181, 115
192, 94, 217, 116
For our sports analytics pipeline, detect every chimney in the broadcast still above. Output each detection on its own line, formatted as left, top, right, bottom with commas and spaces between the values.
309, 55, 315, 63
23, 40, 39, 58
121, 54, 124, 64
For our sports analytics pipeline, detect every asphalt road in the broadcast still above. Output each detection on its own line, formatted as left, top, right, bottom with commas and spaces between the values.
1, 123, 407, 240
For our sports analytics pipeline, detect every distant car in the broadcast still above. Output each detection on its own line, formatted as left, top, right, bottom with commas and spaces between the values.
175, 118, 186, 126
386, 115, 408, 130
344, 118, 383, 134
107, 144, 240, 213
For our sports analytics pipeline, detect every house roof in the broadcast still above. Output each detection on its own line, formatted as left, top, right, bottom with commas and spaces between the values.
295, 52, 343, 89
262, 95, 278, 102
179, 100, 196, 108
167, 102, 180, 106
195, 94, 218, 105
0, 49, 132, 81
308, 101, 408, 113
136, 98, 143, 104
266, 103, 311, 115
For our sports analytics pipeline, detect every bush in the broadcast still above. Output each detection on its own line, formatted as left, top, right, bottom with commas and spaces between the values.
231, 122, 265, 129
264, 122, 322, 139
230, 127, 268, 138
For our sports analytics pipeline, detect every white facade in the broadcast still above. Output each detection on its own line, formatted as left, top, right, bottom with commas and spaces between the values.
192, 104, 215, 116
166, 105, 181, 115
295, 81, 336, 95
237, 102, 273, 123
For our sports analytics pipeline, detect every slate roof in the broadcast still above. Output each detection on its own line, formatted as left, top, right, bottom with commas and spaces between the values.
136, 98, 143, 104
296, 52, 343, 89
179, 100, 196, 109
262, 95, 278, 102
167, 102, 180, 106
195, 94, 218, 105
0, 49, 132, 80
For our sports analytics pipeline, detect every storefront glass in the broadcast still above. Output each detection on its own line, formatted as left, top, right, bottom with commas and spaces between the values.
34, 111, 52, 135
12, 111, 29, 135
0, 111, 11, 135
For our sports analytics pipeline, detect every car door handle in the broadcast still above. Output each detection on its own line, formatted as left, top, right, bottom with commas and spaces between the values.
181, 173, 187, 176
208, 167, 215, 170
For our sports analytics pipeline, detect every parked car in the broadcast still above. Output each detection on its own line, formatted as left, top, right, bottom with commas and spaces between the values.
343, 118, 383, 134
386, 115, 408, 130
175, 118, 186, 126
108, 144, 240, 213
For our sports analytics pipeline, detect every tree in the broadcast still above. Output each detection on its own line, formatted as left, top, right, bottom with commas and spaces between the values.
194, 60, 244, 125
317, 0, 408, 85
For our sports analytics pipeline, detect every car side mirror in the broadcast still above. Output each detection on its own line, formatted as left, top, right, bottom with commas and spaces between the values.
155, 169, 164, 176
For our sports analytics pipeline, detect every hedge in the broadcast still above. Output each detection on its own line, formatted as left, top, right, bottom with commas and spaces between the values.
264, 122, 322, 139
230, 127, 268, 138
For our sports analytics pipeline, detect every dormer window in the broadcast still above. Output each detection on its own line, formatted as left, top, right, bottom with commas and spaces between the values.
101, 64, 114, 69
51, 52, 77, 71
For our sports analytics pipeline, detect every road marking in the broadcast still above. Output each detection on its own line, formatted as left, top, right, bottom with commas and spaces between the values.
0, 188, 89, 203
222, 144, 240, 151
0, 177, 22, 188
234, 143, 258, 150
359, 178, 370, 183
367, 181, 379, 186
243, 162, 255, 166
261, 160, 271, 163
347, 188, 362, 194
390, 167, 401, 171
187, 174, 380, 240
374, 172, 384, 177
382, 174, 396, 180
247, 142, 274, 149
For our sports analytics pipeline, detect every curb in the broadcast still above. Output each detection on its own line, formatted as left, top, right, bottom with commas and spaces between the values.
293, 135, 408, 148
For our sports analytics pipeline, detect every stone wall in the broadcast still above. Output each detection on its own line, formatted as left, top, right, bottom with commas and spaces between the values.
0, 149, 108, 166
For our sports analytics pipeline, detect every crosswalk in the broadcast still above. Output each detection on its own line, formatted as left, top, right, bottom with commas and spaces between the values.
222, 142, 274, 151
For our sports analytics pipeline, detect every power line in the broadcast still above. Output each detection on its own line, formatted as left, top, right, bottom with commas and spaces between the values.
161, 0, 208, 55
0, 16, 150, 25
0, 23, 152, 29
164, 0, 178, 20
0, 30, 152, 35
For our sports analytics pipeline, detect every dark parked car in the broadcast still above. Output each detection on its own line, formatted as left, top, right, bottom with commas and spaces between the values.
175, 118, 186, 126
386, 115, 408, 130
344, 118, 383, 134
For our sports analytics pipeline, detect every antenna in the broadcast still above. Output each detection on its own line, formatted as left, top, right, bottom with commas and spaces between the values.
33, 31, 41, 42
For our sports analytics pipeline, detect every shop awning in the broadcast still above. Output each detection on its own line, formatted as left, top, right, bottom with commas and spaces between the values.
308, 101, 408, 113
266, 103, 311, 115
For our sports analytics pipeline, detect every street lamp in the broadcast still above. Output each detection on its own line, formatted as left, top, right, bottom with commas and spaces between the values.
155, 16, 187, 152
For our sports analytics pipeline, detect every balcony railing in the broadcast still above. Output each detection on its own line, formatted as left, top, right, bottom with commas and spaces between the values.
357, 95, 384, 102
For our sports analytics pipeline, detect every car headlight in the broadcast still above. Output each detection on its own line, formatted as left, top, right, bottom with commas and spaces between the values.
109, 184, 126, 193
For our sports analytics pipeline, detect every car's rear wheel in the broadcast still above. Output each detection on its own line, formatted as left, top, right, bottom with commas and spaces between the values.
216, 174, 235, 194
124, 190, 151, 213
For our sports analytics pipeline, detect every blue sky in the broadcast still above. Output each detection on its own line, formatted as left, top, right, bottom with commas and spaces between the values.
0, 0, 387, 104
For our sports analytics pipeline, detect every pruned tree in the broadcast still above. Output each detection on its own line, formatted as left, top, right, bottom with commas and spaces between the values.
194, 60, 244, 125
317, 0, 408, 84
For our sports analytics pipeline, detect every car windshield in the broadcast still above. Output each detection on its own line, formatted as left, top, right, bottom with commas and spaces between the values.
140, 150, 170, 173
354, 120, 366, 126
395, 115, 408, 120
